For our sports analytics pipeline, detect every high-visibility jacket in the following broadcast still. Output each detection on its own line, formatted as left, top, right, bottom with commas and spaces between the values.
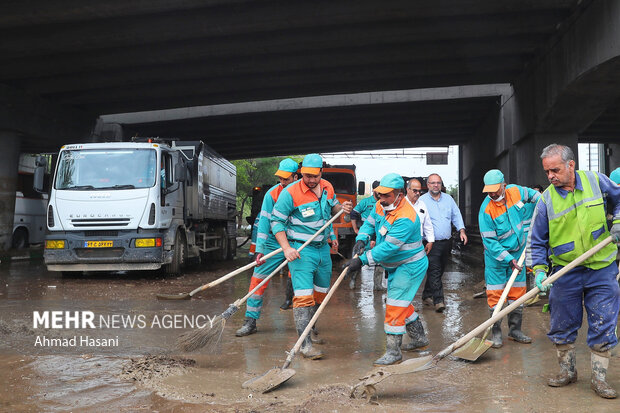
255, 183, 284, 255
356, 197, 425, 268
353, 196, 377, 222
479, 185, 540, 264
538, 170, 617, 270
271, 179, 339, 244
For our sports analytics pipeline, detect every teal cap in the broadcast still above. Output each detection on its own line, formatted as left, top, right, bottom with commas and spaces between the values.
301, 153, 323, 174
483, 169, 504, 192
610, 167, 620, 185
375, 173, 405, 194
275, 158, 298, 178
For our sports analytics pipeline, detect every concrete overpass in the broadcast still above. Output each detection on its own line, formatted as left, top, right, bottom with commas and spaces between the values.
1, 0, 620, 248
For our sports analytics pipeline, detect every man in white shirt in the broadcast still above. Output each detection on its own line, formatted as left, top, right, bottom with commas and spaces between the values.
406, 178, 434, 255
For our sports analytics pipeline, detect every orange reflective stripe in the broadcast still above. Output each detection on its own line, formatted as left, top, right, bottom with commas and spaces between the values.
385, 303, 414, 327
248, 276, 271, 296
313, 290, 327, 304
507, 286, 527, 301
293, 295, 315, 307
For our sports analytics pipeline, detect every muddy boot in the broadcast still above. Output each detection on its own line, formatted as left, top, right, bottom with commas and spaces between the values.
401, 318, 429, 352
235, 317, 257, 337
293, 307, 323, 360
309, 304, 325, 345
374, 334, 403, 366
373, 266, 386, 291
548, 343, 577, 387
279, 277, 294, 311
591, 351, 618, 399
489, 308, 503, 348
507, 306, 532, 344
348, 269, 358, 289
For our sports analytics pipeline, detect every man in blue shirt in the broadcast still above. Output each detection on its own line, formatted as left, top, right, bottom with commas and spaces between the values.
420, 173, 467, 312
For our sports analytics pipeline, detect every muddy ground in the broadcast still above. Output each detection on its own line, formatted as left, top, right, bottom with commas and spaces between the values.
0, 243, 619, 412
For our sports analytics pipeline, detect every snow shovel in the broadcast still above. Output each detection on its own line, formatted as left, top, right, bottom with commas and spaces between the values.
350, 236, 616, 395
242, 253, 357, 393
156, 247, 283, 300
453, 249, 526, 361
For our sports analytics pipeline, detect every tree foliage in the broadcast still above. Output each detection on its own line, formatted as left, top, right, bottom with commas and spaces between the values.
232, 156, 302, 227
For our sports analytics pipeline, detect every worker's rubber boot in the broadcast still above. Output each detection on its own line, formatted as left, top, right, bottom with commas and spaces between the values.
235, 317, 257, 337
591, 351, 618, 399
373, 266, 387, 291
309, 304, 325, 345
279, 278, 294, 311
374, 334, 403, 366
401, 318, 429, 352
489, 309, 503, 348
548, 343, 577, 387
507, 306, 532, 344
293, 306, 323, 360
348, 269, 358, 289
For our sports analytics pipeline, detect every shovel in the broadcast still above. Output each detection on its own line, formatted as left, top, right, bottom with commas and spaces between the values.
351, 236, 616, 395
156, 247, 283, 300
453, 249, 526, 361
242, 254, 357, 393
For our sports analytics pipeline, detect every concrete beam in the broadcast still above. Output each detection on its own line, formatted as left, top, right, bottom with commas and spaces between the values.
102, 85, 510, 124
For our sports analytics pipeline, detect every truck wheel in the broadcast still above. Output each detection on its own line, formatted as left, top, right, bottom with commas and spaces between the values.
227, 237, 236, 260
11, 228, 29, 249
216, 227, 229, 261
165, 230, 186, 275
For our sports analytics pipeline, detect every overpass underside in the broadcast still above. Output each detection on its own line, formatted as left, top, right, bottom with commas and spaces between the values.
2, 1, 620, 248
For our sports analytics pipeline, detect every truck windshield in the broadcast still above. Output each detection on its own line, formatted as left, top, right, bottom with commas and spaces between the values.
55, 149, 157, 190
322, 172, 356, 195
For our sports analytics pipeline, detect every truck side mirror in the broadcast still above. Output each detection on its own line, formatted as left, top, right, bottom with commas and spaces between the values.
33, 156, 47, 193
174, 161, 187, 182
358, 181, 365, 196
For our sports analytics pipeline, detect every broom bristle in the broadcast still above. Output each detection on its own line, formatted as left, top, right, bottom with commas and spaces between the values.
177, 315, 226, 352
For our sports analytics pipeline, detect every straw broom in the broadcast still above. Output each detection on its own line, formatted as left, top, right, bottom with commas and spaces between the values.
177, 209, 345, 352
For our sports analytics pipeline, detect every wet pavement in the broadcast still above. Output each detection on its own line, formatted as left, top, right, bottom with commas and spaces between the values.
0, 244, 619, 412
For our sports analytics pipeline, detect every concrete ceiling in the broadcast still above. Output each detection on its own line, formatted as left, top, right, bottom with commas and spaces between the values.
1, 0, 586, 156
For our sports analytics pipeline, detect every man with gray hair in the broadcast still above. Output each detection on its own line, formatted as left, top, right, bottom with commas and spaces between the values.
527, 143, 620, 399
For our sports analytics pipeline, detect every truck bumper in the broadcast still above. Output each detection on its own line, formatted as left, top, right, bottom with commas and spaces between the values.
44, 231, 166, 271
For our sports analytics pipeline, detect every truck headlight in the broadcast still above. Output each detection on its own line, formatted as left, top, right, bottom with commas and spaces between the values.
45, 240, 66, 249
135, 238, 162, 248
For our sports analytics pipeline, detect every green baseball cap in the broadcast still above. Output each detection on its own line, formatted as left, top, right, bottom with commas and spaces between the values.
275, 158, 299, 178
301, 153, 323, 174
483, 169, 504, 193
375, 173, 405, 194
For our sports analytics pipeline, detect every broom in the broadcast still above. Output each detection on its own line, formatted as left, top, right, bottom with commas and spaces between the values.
177, 209, 345, 352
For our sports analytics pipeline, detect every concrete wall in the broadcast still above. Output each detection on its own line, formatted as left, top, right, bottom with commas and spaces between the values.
0, 132, 20, 249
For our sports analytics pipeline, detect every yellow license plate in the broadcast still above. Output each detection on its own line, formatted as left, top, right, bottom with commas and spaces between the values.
85, 241, 113, 248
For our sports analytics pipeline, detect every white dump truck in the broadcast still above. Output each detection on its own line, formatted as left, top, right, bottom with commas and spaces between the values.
36, 140, 237, 274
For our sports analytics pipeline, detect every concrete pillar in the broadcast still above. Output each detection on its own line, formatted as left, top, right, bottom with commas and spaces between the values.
0, 131, 20, 250
608, 143, 620, 172
512, 134, 578, 189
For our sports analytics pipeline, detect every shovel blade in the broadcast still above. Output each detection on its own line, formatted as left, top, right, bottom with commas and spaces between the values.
242, 368, 296, 393
452, 338, 493, 361
156, 292, 191, 300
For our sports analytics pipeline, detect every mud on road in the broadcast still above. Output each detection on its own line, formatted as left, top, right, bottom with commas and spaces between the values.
1, 246, 619, 412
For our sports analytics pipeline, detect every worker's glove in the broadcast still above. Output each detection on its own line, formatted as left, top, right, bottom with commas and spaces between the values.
611, 222, 620, 243
509, 259, 522, 272
255, 253, 265, 267
352, 240, 366, 256
346, 257, 363, 272
535, 270, 552, 292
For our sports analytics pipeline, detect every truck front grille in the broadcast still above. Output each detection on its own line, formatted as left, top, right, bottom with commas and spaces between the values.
75, 248, 124, 258
84, 230, 119, 237
71, 218, 130, 227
